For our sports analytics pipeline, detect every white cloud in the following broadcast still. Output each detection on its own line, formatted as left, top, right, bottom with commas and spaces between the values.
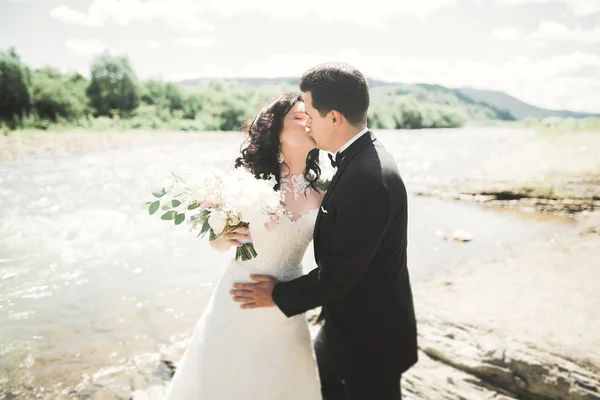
210, 0, 458, 24
50, 0, 456, 30
170, 21, 215, 32
368, 52, 600, 112
173, 37, 216, 48
495, 0, 600, 16
493, 27, 522, 40
495, 0, 551, 4
144, 40, 161, 50
495, 21, 600, 43
50, 5, 103, 26
65, 38, 107, 55
50, 0, 213, 31
530, 21, 600, 43
564, 0, 600, 16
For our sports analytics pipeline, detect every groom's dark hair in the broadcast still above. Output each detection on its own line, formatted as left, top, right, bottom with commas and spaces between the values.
299, 62, 369, 126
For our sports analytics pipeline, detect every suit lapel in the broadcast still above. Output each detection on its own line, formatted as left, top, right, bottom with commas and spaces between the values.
314, 131, 377, 244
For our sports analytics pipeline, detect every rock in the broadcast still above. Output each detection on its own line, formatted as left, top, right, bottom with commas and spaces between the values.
404, 351, 519, 400
451, 230, 474, 242
417, 317, 600, 400
578, 212, 600, 236
160, 359, 176, 378
90, 388, 121, 399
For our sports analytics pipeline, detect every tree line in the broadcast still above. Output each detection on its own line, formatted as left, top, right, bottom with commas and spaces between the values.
0, 47, 468, 132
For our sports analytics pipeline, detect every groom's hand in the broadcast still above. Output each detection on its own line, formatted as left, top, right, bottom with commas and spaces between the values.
230, 274, 279, 309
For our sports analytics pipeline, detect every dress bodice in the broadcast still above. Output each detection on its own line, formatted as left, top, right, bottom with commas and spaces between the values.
233, 209, 317, 280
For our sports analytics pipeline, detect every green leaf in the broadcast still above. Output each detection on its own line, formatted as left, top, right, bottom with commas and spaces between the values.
151, 187, 166, 198
149, 201, 160, 215
199, 219, 211, 237
161, 211, 177, 220
209, 226, 224, 241
187, 202, 201, 211
141, 201, 152, 210
197, 209, 211, 224
174, 213, 185, 225
161, 199, 182, 210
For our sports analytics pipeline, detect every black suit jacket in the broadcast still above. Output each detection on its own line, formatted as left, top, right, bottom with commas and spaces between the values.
272, 131, 418, 376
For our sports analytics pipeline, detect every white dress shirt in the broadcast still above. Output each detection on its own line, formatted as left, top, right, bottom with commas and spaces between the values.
335, 127, 370, 156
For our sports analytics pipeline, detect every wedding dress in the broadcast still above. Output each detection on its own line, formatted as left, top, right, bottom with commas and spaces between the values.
165, 205, 322, 399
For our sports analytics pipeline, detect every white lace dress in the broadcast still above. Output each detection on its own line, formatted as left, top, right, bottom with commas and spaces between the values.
164, 208, 322, 399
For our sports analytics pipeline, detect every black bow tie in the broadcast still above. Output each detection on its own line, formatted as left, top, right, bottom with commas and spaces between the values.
328, 152, 344, 169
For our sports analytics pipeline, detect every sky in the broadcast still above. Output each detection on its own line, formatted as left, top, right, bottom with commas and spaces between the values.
1, 0, 599, 113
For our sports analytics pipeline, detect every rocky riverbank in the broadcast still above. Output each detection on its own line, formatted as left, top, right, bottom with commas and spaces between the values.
400, 129, 600, 398
416, 181, 600, 215
415, 130, 600, 216
405, 213, 600, 399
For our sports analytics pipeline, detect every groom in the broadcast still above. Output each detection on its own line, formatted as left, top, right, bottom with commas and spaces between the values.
230, 62, 418, 399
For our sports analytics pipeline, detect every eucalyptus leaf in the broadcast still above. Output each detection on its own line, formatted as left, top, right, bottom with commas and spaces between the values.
174, 213, 185, 225
161, 211, 177, 220
141, 201, 152, 210
200, 219, 211, 237
161, 199, 182, 210
149, 201, 160, 215
151, 187, 167, 198
187, 202, 201, 211
197, 209, 211, 224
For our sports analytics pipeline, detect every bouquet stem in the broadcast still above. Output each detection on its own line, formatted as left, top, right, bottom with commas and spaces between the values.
236, 243, 258, 261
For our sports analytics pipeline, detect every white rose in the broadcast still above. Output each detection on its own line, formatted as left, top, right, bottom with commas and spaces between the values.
208, 210, 227, 235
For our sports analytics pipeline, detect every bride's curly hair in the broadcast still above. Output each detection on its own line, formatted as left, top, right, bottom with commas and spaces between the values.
235, 93, 321, 192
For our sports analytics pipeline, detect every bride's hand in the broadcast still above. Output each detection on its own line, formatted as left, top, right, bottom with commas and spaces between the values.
209, 226, 250, 252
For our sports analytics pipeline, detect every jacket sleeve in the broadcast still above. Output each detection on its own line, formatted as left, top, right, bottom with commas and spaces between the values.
272, 173, 391, 317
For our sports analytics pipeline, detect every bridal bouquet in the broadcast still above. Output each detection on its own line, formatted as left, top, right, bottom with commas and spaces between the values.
144, 166, 286, 261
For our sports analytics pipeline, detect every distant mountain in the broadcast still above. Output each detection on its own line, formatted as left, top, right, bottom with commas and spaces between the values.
179, 77, 517, 121
179, 77, 299, 87
180, 78, 596, 120
457, 88, 599, 120
180, 77, 420, 88
370, 83, 515, 121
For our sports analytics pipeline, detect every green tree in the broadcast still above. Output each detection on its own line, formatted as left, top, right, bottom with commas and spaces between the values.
31, 68, 89, 122
182, 93, 203, 119
367, 103, 396, 129
86, 52, 140, 116
189, 80, 254, 130
0, 47, 32, 128
394, 98, 423, 129
141, 80, 186, 114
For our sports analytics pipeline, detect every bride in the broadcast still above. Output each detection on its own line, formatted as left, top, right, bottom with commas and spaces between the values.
165, 93, 323, 399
